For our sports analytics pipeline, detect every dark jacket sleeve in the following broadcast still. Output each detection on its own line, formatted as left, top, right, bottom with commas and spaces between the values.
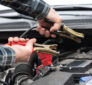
0, 0, 50, 20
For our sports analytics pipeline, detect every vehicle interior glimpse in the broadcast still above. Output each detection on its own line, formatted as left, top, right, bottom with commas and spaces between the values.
1, 0, 92, 85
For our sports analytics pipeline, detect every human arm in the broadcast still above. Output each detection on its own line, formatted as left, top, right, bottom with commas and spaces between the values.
0, 0, 62, 38
0, 37, 36, 67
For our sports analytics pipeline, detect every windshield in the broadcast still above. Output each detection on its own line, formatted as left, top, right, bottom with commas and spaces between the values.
44, 0, 92, 5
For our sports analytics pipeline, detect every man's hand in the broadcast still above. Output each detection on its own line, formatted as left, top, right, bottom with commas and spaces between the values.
37, 8, 62, 38
8, 37, 36, 62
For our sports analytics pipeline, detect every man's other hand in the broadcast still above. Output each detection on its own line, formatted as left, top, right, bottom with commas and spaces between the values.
37, 8, 62, 38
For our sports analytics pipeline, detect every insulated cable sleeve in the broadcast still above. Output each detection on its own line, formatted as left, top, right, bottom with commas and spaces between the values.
28, 52, 42, 76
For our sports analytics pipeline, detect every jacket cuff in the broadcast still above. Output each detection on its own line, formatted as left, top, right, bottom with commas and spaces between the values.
0, 46, 16, 67
31, 0, 50, 20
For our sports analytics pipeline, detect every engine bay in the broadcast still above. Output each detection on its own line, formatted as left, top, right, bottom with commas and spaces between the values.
0, 25, 92, 85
